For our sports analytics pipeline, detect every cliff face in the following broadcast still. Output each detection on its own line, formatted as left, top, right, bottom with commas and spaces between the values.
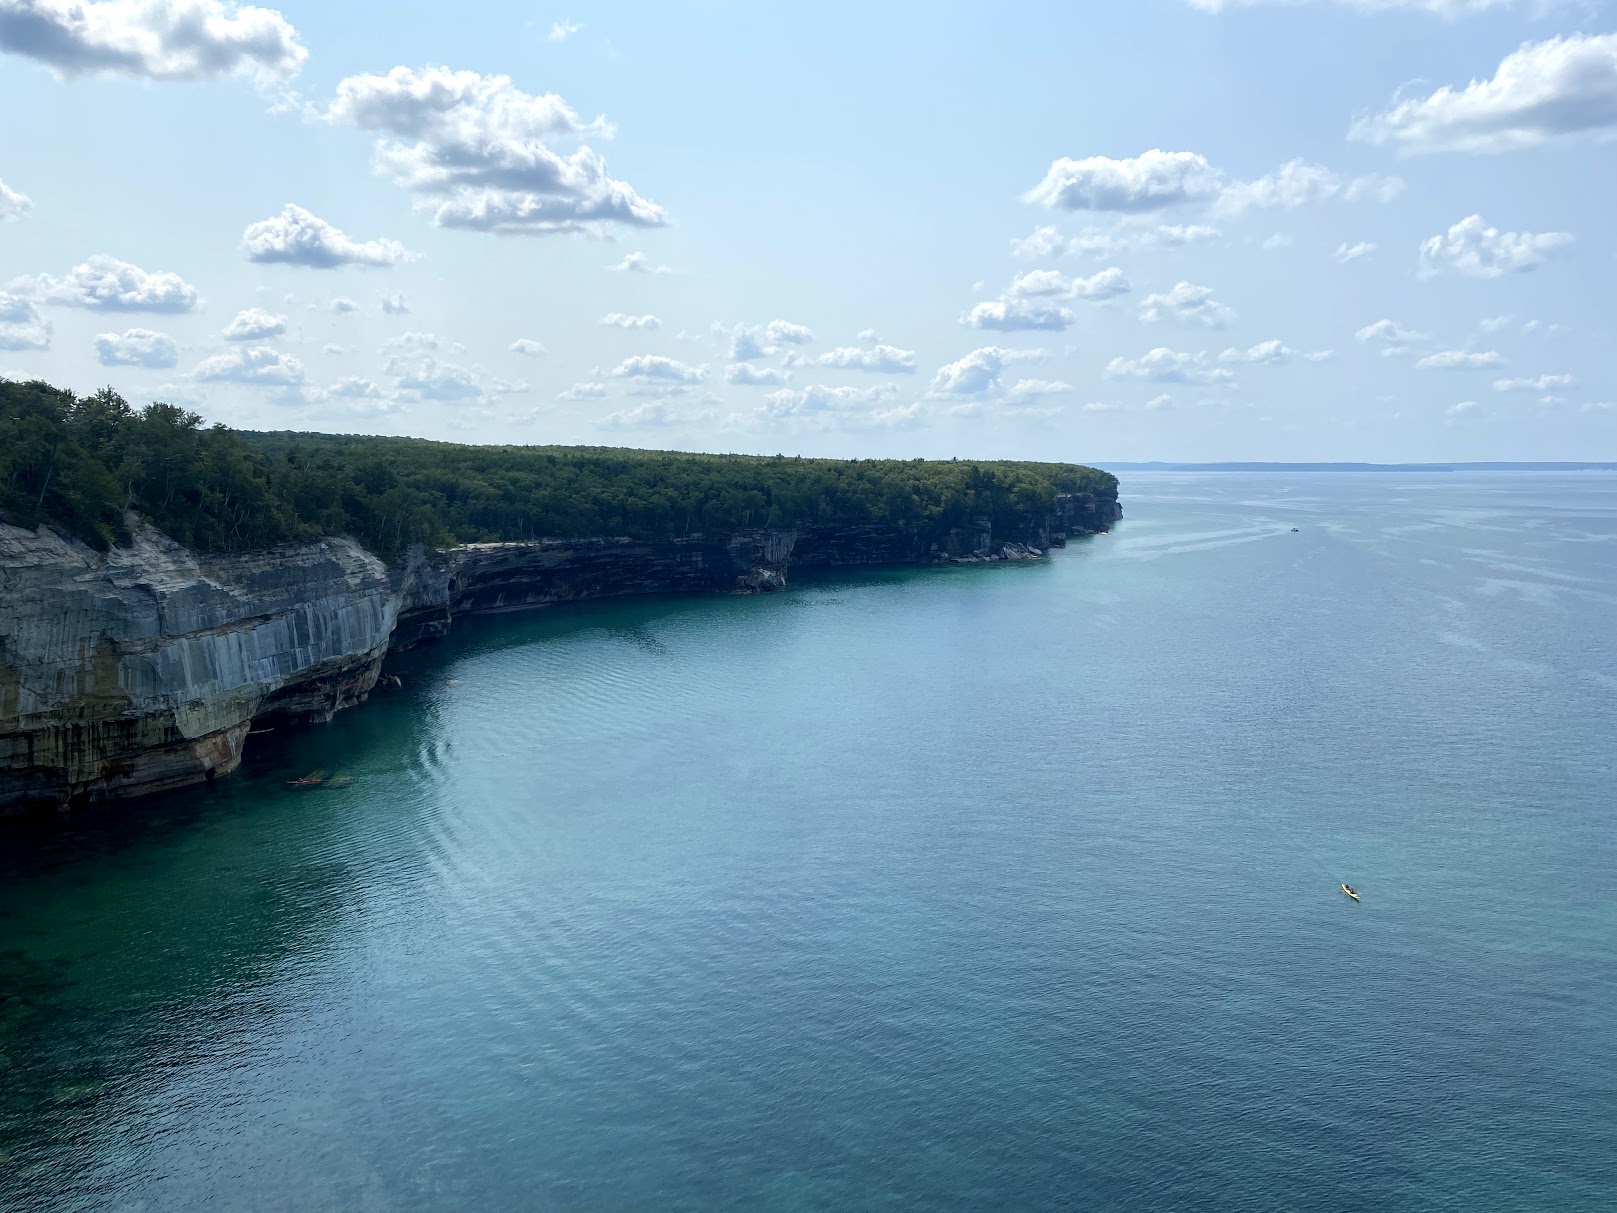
0, 520, 398, 811
1, 490, 1117, 812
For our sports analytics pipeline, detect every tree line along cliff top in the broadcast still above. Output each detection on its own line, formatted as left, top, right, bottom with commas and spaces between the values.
1, 378, 1116, 559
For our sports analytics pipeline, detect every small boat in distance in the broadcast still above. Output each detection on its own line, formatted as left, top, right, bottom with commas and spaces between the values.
287, 770, 328, 787
1341, 884, 1360, 902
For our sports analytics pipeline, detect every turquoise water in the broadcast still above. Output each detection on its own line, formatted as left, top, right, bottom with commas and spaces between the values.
2, 473, 1613, 1212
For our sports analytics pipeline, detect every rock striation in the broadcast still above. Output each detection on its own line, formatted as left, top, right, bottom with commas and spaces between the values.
2, 490, 1118, 812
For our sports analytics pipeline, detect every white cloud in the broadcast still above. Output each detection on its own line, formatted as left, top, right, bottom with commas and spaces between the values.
383, 331, 438, 352
1418, 214, 1572, 278
1416, 349, 1504, 369
322, 376, 383, 399
194, 344, 304, 386
388, 354, 491, 401
1012, 222, 1218, 260
0, 176, 31, 221
322, 342, 348, 355
223, 307, 286, 340
0, 292, 50, 350
0, 0, 307, 83
380, 291, 409, 314
600, 312, 661, 329
1261, 233, 1293, 251
241, 204, 414, 269
1008, 266, 1131, 300
1355, 319, 1430, 354
1217, 160, 1338, 215
761, 383, 898, 416
1478, 315, 1512, 333
728, 319, 816, 360
327, 66, 666, 236
725, 362, 792, 386
15, 254, 199, 312
963, 298, 1075, 332
558, 382, 607, 399
1304, 349, 1337, 362
330, 296, 358, 314
608, 251, 671, 273
1005, 378, 1071, 398
610, 354, 705, 383
1139, 281, 1234, 327
1334, 241, 1377, 263
548, 19, 580, 41
1024, 149, 1222, 212
1352, 33, 1617, 154
509, 337, 547, 355
1447, 400, 1481, 417
1219, 339, 1293, 364
809, 344, 917, 372
1145, 393, 1172, 410
1105, 347, 1235, 384
1494, 373, 1575, 391
929, 346, 1046, 396
601, 400, 685, 428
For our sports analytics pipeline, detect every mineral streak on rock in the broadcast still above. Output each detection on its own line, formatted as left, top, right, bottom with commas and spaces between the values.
1, 490, 1118, 812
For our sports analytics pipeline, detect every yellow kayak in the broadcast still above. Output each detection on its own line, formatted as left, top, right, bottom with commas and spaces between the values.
1341, 884, 1360, 902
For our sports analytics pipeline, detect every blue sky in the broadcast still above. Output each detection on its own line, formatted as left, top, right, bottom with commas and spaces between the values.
0, 0, 1612, 461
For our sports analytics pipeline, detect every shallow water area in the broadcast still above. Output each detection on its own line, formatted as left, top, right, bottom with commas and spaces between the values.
2, 472, 1613, 1212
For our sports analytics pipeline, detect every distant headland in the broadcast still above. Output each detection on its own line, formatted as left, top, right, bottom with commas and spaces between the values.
1099, 462, 1617, 473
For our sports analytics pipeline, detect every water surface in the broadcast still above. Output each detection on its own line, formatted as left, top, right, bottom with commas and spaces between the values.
2, 473, 1613, 1212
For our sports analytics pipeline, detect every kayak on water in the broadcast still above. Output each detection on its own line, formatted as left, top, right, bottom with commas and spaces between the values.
1341, 884, 1360, 902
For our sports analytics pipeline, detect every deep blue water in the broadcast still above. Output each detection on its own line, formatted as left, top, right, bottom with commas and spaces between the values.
1, 472, 1613, 1212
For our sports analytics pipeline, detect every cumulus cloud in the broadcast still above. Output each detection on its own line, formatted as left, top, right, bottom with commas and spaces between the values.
1005, 378, 1072, 399
329, 296, 358, 314
241, 204, 414, 268
1104, 347, 1235, 385
728, 319, 815, 360
380, 291, 408, 314
1417, 214, 1572, 278
390, 356, 485, 401
0, 176, 31, 221
725, 362, 792, 386
15, 254, 199, 312
1145, 393, 1172, 410
1415, 349, 1504, 369
96, 328, 178, 370
509, 337, 546, 355
1024, 149, 1223, 212
601, 400, 687, 428
1008, 266, 1131, 300
1494, 373, 1575, 392
548, 19, 580, 40
761, 383, 899, 417
327, 65, 666, 236
1355, 319, 1430, 355
321, 376, 383, 399
383, 331, 438, 352
929, 346, 1047, 396
1304, 349, 1337, 362
809, 344, 917, 372
1352, 34, 1617, 154
558, 382, 607, 399
600, 312, 660, 329
1215, 160, 1403, 216
0, 0, 307, 83
1447, 400, 1481, 417
0, 292, 50, 349
223, 307, 286, 340
963, 298, 1075, 332
1334, 241, 1377, 263
193, 344, 304, 386
1139, 281, 1234, 327
1219, 339, 1293, 364
610, 354, 704, 383
608, 251, 671, 273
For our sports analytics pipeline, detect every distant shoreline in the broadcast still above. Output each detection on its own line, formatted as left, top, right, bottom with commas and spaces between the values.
1099, 462, 1617, 473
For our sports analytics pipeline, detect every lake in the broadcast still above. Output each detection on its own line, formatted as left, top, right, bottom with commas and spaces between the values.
2, 472, 1613, 1212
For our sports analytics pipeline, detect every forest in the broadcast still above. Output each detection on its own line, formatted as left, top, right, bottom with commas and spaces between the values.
0, 378, 1116, 560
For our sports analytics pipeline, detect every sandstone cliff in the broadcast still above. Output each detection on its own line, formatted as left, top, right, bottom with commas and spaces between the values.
1, 491, 1118, 812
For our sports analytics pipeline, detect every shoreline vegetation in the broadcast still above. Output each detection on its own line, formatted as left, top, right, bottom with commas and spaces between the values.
1, 378, 1115, 562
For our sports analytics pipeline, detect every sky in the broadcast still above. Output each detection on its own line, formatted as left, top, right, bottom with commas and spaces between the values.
0, 0, 1613, 463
